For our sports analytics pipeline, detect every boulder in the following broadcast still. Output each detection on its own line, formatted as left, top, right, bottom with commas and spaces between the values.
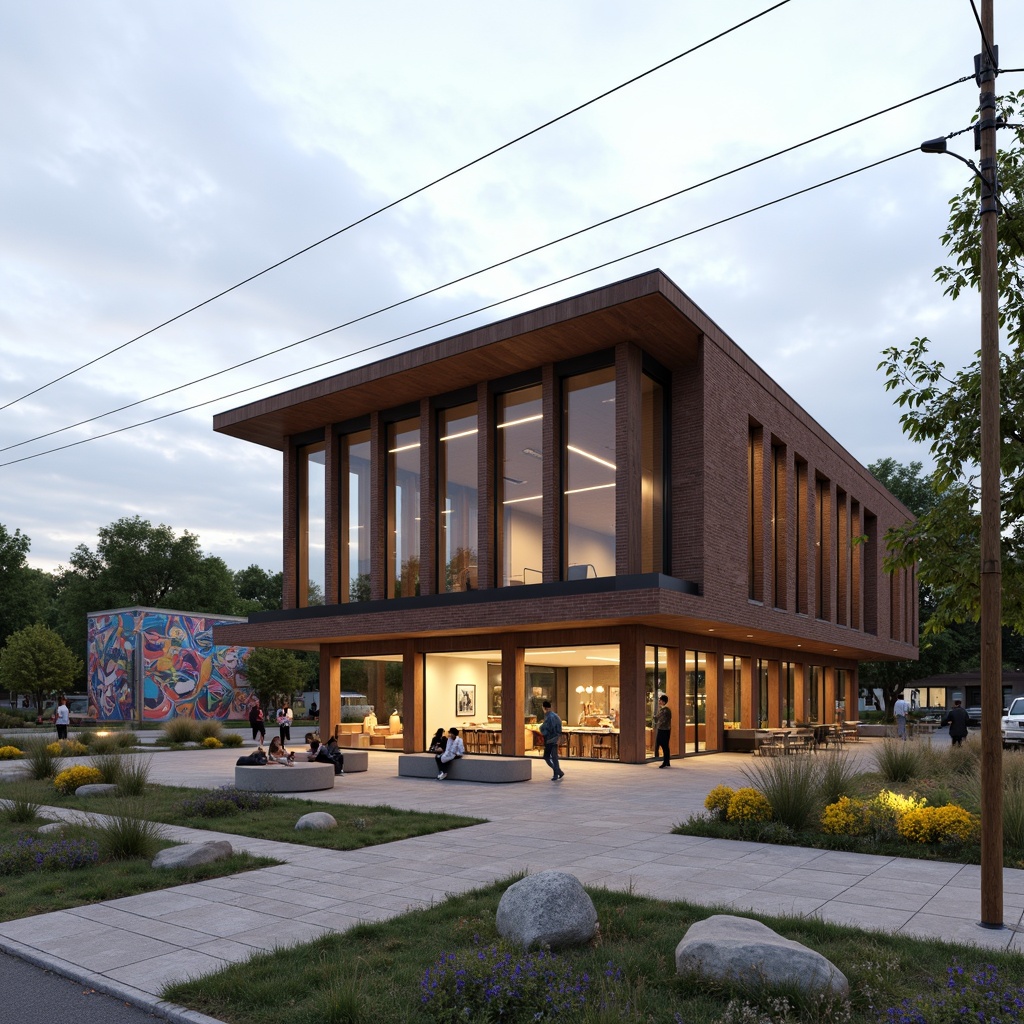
496, 870, 598, 950
75, 784, 118, 797
37, 822, 66, 833
675, 915, 849, 998
152, 840, 232, 870
295, 811, 338, 831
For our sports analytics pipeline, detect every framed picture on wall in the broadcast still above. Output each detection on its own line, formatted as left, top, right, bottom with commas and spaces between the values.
456, 684, 476, 717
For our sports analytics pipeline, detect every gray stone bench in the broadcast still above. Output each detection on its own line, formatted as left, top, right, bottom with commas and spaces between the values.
398, 753, 532, 783
235, 762, 335, 792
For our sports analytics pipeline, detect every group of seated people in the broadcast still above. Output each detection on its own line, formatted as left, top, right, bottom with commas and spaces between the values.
261, 733, 345, 775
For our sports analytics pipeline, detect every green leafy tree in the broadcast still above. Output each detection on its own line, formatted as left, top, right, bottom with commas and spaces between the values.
245, 647, 303, 713
0, 623, 82, 710
0, 524, 52, 646
877, 88, 1024, 635
233, 564, 283, 614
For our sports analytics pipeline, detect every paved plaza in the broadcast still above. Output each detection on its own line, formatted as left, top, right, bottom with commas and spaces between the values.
0, 739, 1022, 1023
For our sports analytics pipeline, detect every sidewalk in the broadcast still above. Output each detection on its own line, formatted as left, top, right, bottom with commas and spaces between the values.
0, 742, 1021, 1023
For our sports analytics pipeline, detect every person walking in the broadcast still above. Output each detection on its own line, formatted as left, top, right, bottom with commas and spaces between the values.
654, 694, 672, 768
248, 700, 266, 745
893, 696, 910, 740
276, 703, 293, 743
941, 699, 970, 747
539, 700, 564, 781
54, 697, 70, 741
434, 727, 464, 780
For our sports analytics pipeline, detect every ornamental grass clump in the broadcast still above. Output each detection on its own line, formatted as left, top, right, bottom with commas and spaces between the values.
2, 782, 40, 824
420, 941, 625, 1024
816, 749, 860, 806
179, 785, 274, 818
873, 739, 924, 783
92, 798, 165, 860
878, 961, 1024, 1023
741, 753, 820, 830
196, 720, 223, 741
162, 717, 200, 744
0, 833, 99, 875
22, 737, 64, 780
220, 732, 244, 748
52, 764, 103, 795
115, 755, 152, 797
81, 730, 138, 754
92, 753, 123, 786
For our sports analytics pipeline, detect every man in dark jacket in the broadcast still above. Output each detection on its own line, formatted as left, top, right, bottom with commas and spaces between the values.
540, 701, 564, 781
941, 700, 970, 747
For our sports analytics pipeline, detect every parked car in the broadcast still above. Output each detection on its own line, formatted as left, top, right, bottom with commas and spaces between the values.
966, 706, 983, 728
1002, 696, 1024, 747
36, 695, 97, 726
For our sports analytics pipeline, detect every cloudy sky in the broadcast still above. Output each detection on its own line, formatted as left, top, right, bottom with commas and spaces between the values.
1, 0, 1021, 578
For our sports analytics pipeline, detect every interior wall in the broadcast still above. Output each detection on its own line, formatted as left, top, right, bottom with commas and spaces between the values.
424, 655, 491, 742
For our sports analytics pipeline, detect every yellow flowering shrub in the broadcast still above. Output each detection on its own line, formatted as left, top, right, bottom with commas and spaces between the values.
874, 789, 927, 816
820, 796, 868, 835
727, 787, 772, 823
896, 804, 979, 844
46, 740, 89, 757
0, 745, 23, 759
53, 765, 103, 795
202, 736, 223, 748
704, 785, 735, 820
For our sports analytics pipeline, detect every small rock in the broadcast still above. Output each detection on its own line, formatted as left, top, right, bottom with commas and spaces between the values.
295, 811, 337, 831
152, 840, 232, 870
37, 822, 66, 833
675, 915, 849, 998
75, 784, 118, 797
496, 870, 598, 949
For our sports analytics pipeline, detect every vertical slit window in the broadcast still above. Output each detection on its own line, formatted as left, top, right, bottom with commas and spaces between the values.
496, 385, 543, 587
297, 442, 325, 607
387, 418, 420, 598
748, 425, 763, 602
641, 373, 665, 573
772, 441, 786, 609
439, 403, 478, 592
341, 431, 370, 603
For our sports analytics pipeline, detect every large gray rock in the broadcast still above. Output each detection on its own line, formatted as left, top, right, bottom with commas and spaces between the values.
295, 811, 337, 831
496, 871, 597, 950
75, 784, 118, 797
675, 915, 849, 998
152, 840, 232, 870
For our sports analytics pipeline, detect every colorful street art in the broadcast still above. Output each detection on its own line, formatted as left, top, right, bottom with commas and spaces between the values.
87, 608, 253, 722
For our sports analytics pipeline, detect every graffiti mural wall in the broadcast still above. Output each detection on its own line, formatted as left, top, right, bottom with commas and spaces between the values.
87, 607, 253, 722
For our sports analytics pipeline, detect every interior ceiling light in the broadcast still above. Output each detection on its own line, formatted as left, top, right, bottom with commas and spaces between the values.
503, 476, 526, 485
585, 656, 620, 663
566, 444, 616, 470
522, 447, 543, 459
502, 494, 542, 505
564, 483, 616, 495
498, 414, 543, 430
388, 442, 420, 454
439, 428, 479, 442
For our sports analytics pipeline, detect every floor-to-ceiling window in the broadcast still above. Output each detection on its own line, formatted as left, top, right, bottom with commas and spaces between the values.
722, 655, 742, 727
496, 385, 543, 587
808, 665, 822, 723
756, 659, 769, 727
341, 430, 370, 603
783, 661, 796, 726
387, 417, 420, 598
297, 441, 325, 606
641, 372, 666, 573
563, 367, 616, 578
438, 402, 478, 592
685, 651, 707, 752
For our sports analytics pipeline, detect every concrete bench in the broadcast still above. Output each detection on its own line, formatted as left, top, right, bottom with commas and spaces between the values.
398, 753, 532, 783
235, 762, 335, 792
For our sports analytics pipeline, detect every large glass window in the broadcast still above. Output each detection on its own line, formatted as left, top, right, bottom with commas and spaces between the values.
298, 442, 325, 606
496, 385, 543, 586
722, 655, 741, 727
563, 367, 616, 578
439, 403, 478, 592
341, 430, 370, 603
645, 645, 668, 756
387, 417, 420, 598
641, 374, 665, 573
685, 651, 706, 753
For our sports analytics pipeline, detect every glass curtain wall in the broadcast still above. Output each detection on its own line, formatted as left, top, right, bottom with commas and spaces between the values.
496, 386, 543, 587
645, 646, 668, 756
783, 662, 795, 726
341, 430, 370, 603
808, 665, 822, 723
387, 418, 420, 598
722, 655, 741, 727
298, 442, 325, 606
439, 403, 478, 592
685, 651, 706, 752
563, 367, 616, 578
641, 373, 665, 573
756, 660, 769, 727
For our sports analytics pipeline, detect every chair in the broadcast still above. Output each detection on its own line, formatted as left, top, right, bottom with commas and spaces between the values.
567, 563, 597, 581
811, 725, 831, 751
590, 734, 614, 759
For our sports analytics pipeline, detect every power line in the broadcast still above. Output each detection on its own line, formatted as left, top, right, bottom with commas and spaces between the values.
0, 146, 916, 470
1, 77, 969, 456
0, 0, 794, 416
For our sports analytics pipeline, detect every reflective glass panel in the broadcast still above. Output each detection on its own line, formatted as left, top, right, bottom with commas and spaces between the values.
342, 431, 370, 603
642, 374, 665, 573
387, 418, 420, 598
439, 403, 478, 592
497, 386, 543, 587
299, 442, 325, 606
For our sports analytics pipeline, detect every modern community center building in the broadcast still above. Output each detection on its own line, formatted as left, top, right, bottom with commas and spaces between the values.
213, 270, 917, 763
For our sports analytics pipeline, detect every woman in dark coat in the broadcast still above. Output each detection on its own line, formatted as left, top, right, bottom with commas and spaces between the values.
941, 700, 970, 747
248, 700, 266, 744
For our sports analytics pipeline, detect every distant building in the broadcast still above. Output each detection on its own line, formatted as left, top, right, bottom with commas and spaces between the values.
211, 270, 917, 761
87, 607, 253, 722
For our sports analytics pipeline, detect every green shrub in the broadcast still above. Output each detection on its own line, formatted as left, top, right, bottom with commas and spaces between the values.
162, 718, 200, 744
2, 782, 40, 824
220, 732, 244, 748
92, 799, 165, 860
873, 739, 923, 783
91, 753, 124, 785
196, 720, 223, 741
816, 749, 860, 806
115, 756, 152, 797
741, 753, 820, 830
53, 765, 103, 794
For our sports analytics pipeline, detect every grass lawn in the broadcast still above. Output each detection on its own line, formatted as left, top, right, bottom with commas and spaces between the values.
0, 817, 278, 923
0, 778, 485, 851
164, 877, 1024, 1024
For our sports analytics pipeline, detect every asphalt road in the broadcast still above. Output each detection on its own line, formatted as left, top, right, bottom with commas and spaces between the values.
0, 951, 166, 1023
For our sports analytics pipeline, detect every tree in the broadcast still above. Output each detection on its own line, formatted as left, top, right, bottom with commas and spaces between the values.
0, 523, 51, 647
0, 623, 82, 711
877, 88, 1024, 635
245, 647, 303, 712
52, 516, 238, 668
233, 564, 283, 614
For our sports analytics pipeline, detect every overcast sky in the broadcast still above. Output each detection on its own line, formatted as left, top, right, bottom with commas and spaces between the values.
2, 0, 1021, 578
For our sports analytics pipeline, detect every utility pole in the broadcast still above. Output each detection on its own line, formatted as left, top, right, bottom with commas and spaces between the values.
977, 0, 1003, 929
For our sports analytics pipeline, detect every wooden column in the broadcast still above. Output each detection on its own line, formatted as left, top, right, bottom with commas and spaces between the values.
740, 657, 754, 728
704, 649, 722, 752
667, 645, 681, 757
402, 644, 424, 753
501, 638, 526, 756
793, 662, 808, 725
618, 627, 647, 763
319, 647, 340, 741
